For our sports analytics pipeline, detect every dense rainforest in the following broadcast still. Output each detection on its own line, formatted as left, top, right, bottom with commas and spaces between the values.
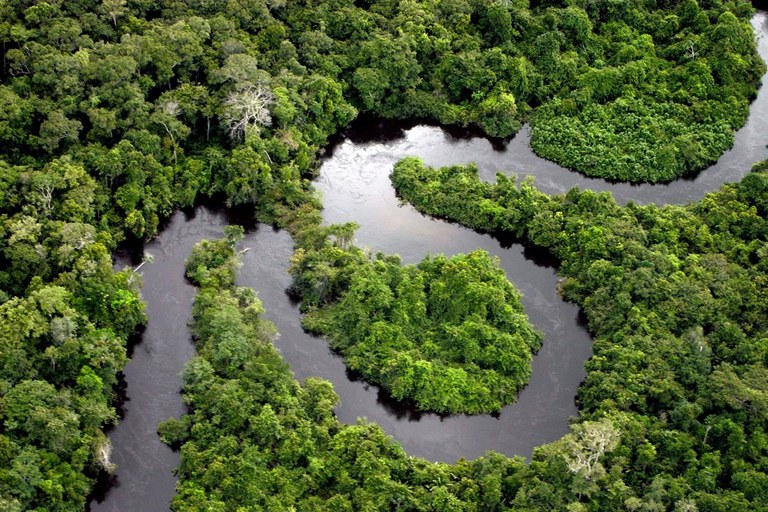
0, 0, 766, 511
161, 154, 768, 511
0, 0, 764, 191
292, 243, 543, 414
390, 157, 768, 510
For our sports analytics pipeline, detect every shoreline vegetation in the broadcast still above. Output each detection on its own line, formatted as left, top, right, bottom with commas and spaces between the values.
391, 155, 768, 510
159, 231, 535, 511
0, 0, 766, 510
160, 154, 768, 510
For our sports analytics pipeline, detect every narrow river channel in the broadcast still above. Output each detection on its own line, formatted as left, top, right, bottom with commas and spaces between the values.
89, 11, 768, 512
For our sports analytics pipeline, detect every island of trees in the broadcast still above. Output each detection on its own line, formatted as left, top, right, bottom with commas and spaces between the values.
292, 239, 542, 414
0, 0, 766, 511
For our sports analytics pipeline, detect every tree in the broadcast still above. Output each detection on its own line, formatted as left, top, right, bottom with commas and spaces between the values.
100, 0, 127, 28
711, 364, 768, 422
563, 418, 621, 481
223, 84, 274, 141
478, 89, 519, 138
37, 111, 82, 154
151, 100, 190, 164
213, 54, 267, 86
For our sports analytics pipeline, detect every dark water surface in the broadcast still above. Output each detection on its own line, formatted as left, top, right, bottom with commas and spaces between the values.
89, 208, 229, 512
327, 12, 768, 207
90, 12, 768, 511
237, 222, 590, 464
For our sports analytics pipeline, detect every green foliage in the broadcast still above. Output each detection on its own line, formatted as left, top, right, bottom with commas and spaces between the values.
392, 157, 768, 510
0, 0, 766, 509
295, 245, 542, 414
529, 3, 765, 182
184, 228, 243, 288
170, 233, 532, 510
0, 0, 761, 206
0, 163, 144, 510
531, 97, 737, 182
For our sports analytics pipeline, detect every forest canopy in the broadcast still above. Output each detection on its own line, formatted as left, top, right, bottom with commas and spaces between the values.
390, 156, 768, 510
157, 159, 768, 511
0, 0, 767, 510
160, 233, 537, 511
0, 0, 763, 191
292, 243, 543, 414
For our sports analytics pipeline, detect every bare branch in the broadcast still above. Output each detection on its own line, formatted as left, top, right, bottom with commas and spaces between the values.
223, 84, 274, 141
564, 418, 621, 481
163, 100, 182, 118
687, 41, 699, 59
95, 436, 117, 473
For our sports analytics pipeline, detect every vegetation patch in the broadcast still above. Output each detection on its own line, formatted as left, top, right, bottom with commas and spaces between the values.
297, 247, 542, 414
529, 6, 765, 182
531, 97, 738, 182
161, 231, 539, 511
161, 159, 768, 510
0, 0, 767, 509
392, 156, 768, 510
0, 161, 146, 511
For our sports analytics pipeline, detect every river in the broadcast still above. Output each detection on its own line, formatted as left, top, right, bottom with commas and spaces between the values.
88, 11, 768, 512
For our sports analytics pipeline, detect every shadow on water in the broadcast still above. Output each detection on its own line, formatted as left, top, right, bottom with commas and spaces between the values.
374, 388, 427, 423
340, 114, 421, 145
343, 367, 427, 422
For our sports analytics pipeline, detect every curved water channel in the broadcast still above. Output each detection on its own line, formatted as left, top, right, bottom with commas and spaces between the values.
89, 12, 768, 512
